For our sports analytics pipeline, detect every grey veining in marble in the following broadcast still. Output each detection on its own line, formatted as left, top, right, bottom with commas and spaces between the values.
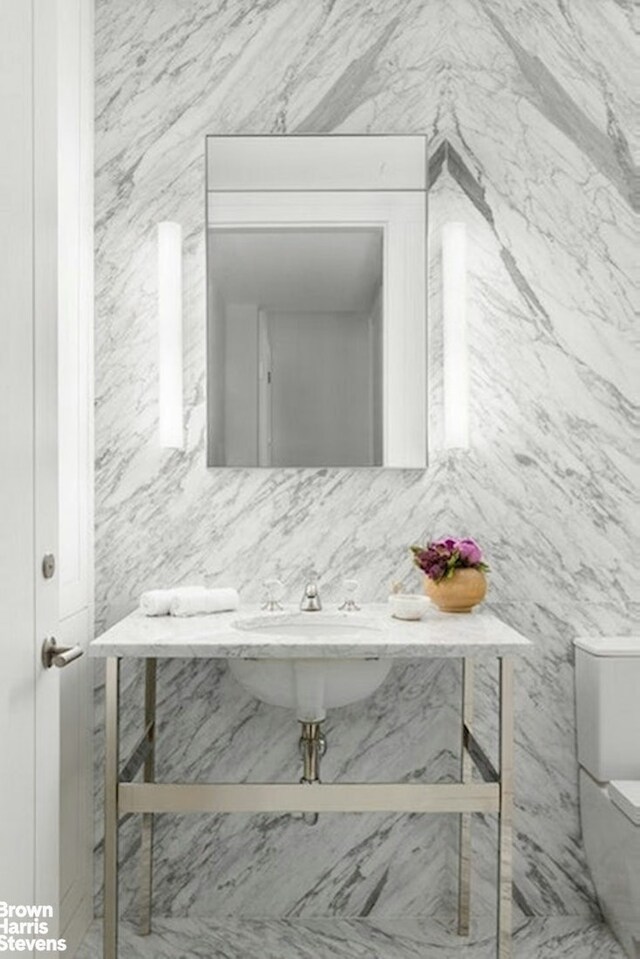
76, 917, 627, 959
94, 0, 638, 925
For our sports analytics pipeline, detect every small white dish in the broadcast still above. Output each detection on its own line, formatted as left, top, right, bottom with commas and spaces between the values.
388, 593, 429, 621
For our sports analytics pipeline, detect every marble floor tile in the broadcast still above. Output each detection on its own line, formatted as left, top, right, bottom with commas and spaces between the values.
76, 916, 626, 959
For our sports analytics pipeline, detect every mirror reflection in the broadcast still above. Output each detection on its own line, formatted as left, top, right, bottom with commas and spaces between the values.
206, 135, 427, 468
209, 227, 383, 467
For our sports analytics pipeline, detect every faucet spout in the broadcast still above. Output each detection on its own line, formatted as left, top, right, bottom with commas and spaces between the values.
300, 581, 322, 612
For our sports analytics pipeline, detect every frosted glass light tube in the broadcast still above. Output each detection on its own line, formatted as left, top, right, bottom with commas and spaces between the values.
157, 221, 183, 448
442, 222, 469, 449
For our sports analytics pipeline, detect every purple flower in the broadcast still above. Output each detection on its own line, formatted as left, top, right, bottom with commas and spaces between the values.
432, 537, 456, 552
456, 538, 483, 566
411, 535, 488, 583
426, 562, 446, 582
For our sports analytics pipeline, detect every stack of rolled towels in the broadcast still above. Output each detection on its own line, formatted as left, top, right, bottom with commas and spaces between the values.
140, 586, 240, 618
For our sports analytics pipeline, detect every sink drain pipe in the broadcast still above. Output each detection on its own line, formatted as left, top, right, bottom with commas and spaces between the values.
299, 721, 327, 826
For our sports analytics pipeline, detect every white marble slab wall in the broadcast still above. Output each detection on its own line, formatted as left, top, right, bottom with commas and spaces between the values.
94, 0, 638, 922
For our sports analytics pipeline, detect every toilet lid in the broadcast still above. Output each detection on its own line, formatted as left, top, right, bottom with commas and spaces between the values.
574, 635, 640, 656
610, 781, 640, 825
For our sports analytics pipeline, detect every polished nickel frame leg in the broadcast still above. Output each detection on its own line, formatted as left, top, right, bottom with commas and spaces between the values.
138, 659, 157, 935
497, 657, 514, 959
457, 657, 474, 936
104, 658, 120, 959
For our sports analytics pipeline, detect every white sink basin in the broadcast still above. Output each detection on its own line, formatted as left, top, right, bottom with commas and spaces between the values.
228, 613, 392, 721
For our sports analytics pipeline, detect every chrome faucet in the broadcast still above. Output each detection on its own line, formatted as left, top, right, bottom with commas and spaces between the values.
300, 579, 322, 612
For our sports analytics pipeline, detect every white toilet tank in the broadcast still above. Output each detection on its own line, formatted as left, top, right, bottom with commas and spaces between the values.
574, 635, 640, 782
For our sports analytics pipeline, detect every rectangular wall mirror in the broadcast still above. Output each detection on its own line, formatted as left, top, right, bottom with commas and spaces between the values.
206, 134, 428, 468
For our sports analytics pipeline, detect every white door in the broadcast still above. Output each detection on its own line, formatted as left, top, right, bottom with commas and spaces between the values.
0, 2, 93, 954
268, 310, 374, 467
0, 0, 61, 926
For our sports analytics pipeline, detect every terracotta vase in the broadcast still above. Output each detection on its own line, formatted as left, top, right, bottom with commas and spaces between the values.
424, 568, 487, 613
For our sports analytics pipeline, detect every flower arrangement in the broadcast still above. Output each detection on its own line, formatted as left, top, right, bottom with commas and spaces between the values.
411, 537, 489, 584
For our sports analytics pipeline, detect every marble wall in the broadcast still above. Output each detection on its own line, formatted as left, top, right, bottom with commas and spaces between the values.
94, 0, 638, 923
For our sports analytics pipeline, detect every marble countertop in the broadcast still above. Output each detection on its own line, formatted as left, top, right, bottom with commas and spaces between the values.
90, 603, 532, 659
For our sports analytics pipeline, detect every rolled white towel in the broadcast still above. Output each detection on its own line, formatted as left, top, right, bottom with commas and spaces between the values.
169, 586, 240, 618
140, 589, 175, 617
140, 585, 217, 616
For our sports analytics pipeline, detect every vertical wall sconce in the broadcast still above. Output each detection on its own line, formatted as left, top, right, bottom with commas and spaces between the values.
442, 221, 469, 450
157, 221, 183, 448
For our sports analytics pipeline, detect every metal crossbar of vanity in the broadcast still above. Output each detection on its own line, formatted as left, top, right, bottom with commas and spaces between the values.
90, 596, 531, 959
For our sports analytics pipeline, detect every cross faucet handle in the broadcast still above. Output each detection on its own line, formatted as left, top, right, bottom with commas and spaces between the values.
262, 578, 285, 612
339, 579, 360, 612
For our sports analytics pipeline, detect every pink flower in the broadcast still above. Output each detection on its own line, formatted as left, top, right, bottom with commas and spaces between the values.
456, 538, 483, 566
411, 536, 488, 583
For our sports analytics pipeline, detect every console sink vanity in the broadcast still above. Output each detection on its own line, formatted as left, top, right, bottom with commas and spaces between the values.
91, 601, 531, 959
